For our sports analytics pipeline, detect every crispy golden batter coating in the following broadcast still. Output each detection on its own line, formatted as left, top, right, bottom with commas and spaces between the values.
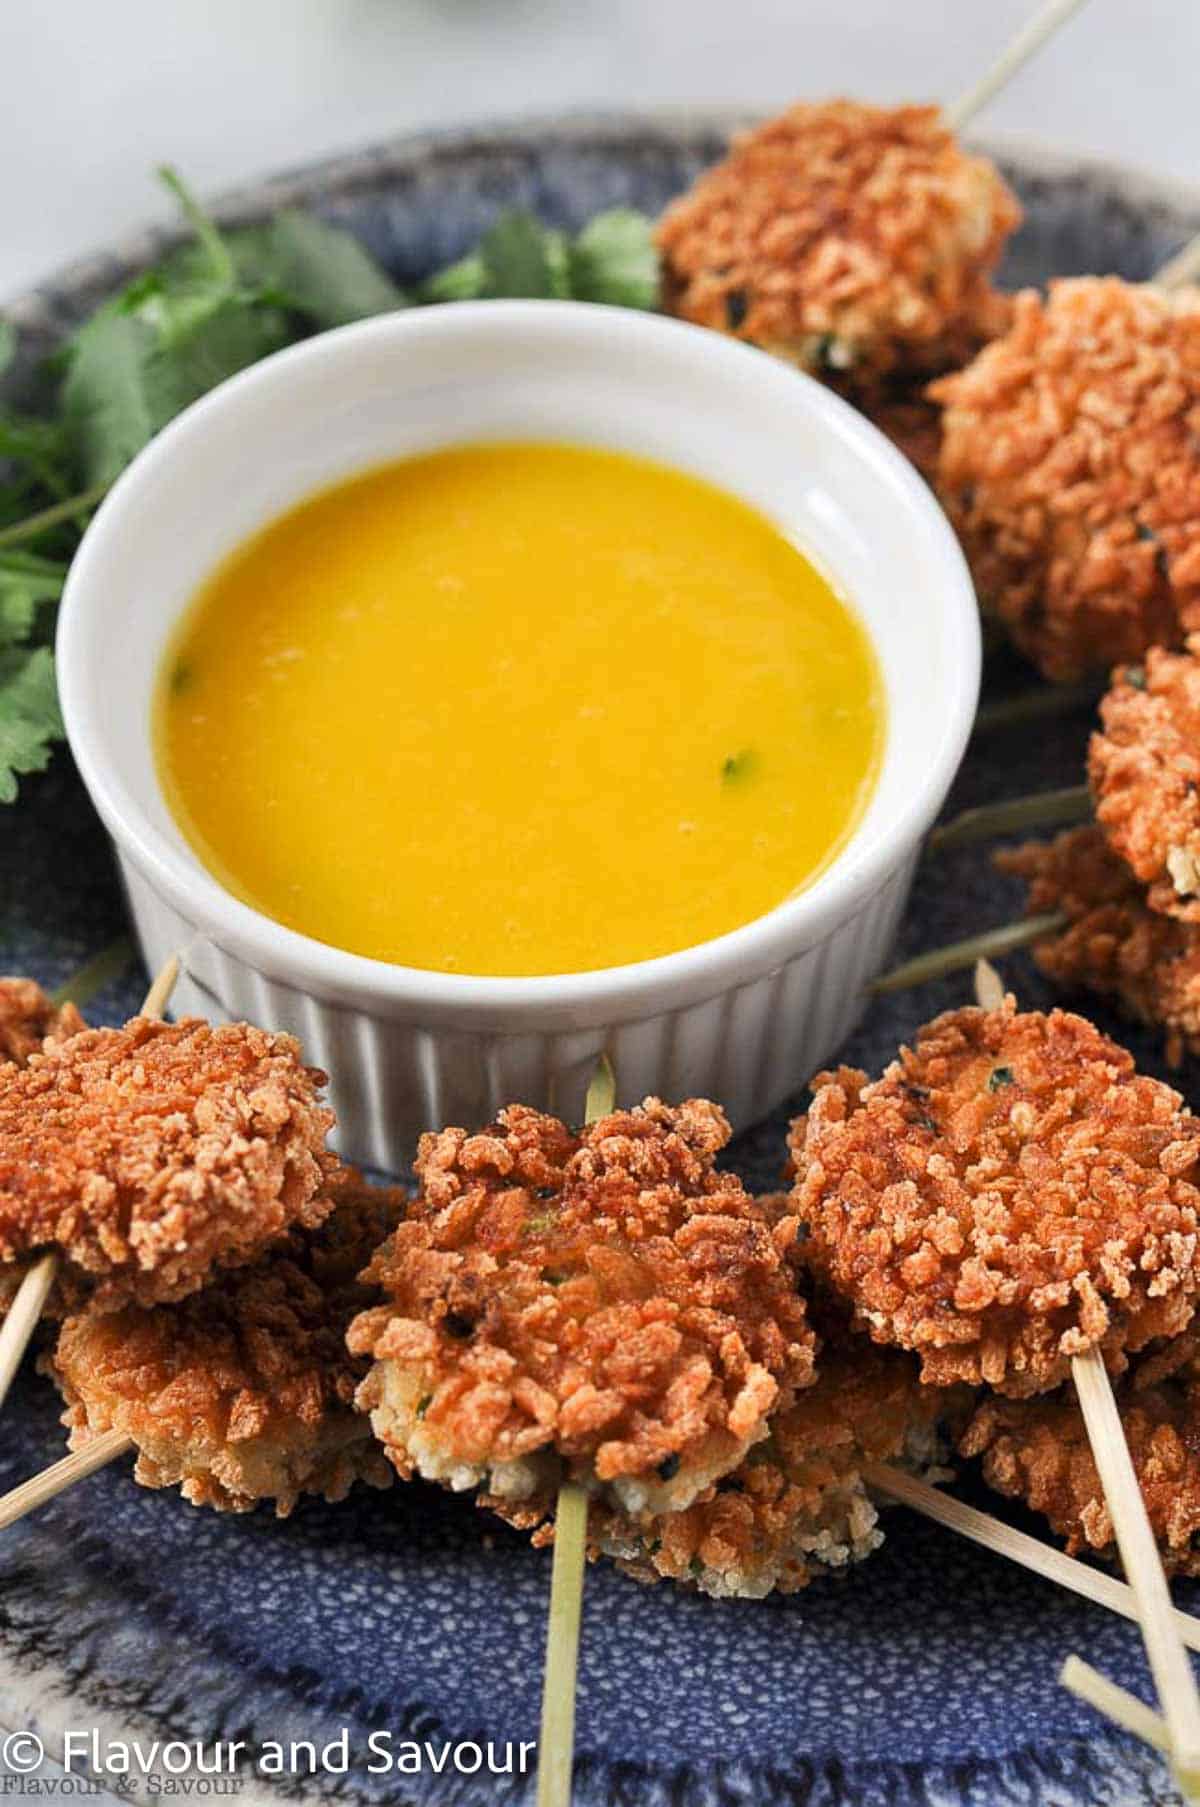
498, 1338, 964, 1599
961, 1344, 1200, 1573
0, 983, 89, 1318
0, 978, 84, 1068
790, 1000, 1200, 1395
657, 101, 1018, 389
1090, 639, 1200, 919
0, 1016, 338, 1311
997, 826, 1200, 1064
349, 1099, 816, 1515
933, 279, 1200, 681
52, 1175, 402, 1514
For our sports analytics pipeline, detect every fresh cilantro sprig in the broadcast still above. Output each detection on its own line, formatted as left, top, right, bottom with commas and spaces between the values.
422, 207, 659, 309
0, 177, 660, 803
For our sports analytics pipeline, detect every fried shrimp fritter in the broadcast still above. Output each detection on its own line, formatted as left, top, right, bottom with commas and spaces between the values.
51, 1176, 402, 1515
0, 978, 84, 1068
961, 1343, 1200, 1574
0, 1016, 338, 1312
503, 1340, 964, 1600
348, 1099, 816, 1516
657, 101, 1018, 392
933, 279, 1200, 681
997, 826, 1200, 1064
1090, 639, 1200, 920
790, 999, 1200, 1395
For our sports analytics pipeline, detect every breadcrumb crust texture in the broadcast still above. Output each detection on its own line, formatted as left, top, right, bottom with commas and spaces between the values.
0, 978, 84, 1069
998, 826, 1200, 1064
934, 278, 1200, 681
791, 1001, 1200, 1394
54, 1179, 401, 1514
349, 1098, 816, 1491
0, 1016, 337, 1308
657, 100, 1017, 383
1090, 638, 1200, 920
962, 1336, 1200, 1574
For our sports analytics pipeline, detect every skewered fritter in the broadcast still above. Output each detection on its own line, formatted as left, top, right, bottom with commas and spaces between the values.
932, 278, 1200, 681
348, 1098, 815, 1517
0, 1016, 338, 1313
0, 977, 84, 1068
789, 998, 1200, 1395
1090, 638, 1200, 921
657, 101, 1018, 395
961, 1334, 1200, 1574
997, 825, 1200, 1064
52, 1174, 402, 1515
517, 1339, 965, 1600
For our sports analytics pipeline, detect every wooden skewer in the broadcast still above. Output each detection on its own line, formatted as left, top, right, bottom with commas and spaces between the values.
929, 784, 1092, 853
1071, 1349, 1200, 1788
866, 1463, 1200, 1655
970, 959, 1200, 1789
973, 954, 1006, 1011
535, 1052, 615, 1807
45, 935, 135, 1014
5, 1414, 1197, 1669
537, 1481, 589, 1807
0, 1428, 133, 1531
973, 682, 1102, 735
1155, 235, 1200, 296
944, 0, 1093, 132
868, 913, 1067, 997
0, 954, 180, 1411
1060, 1656, 1172, 1755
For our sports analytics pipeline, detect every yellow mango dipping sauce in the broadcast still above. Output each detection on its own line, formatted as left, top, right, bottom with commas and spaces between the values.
155, 441, 885, 977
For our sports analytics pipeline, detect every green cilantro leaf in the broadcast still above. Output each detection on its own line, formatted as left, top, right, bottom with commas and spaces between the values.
421, 212, 570, 301
143, 294, 291, 422
567, 210, 660, 309
254, 210, 407, 328
721, 747, 759, 783
0, 551, 65, 636
0, 169, 662, 808
0, 643, 62, 803
421, 250, 487, 304
62, 311, 158, 487
422, 208, 658, 308
479, 212, 570, 299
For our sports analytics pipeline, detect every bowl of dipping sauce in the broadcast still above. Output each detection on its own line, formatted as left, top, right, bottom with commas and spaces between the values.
58, 300, 978, 1168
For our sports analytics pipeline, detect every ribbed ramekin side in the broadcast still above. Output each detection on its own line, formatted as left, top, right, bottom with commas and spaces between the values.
118, 847, 918, 1172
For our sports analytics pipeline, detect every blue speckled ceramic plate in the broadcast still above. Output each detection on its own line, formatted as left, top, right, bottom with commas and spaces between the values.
4, 113, 1200, 1807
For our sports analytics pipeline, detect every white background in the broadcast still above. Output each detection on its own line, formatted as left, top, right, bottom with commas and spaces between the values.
1, 0, 1197, 299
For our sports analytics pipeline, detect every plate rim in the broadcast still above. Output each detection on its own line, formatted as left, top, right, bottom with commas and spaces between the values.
5, 107, 1200, 325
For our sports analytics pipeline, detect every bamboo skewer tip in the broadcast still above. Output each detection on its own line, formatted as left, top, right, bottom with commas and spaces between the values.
973, 957, 1006, 1011
866, 1462, 1200, 1655
944, 0, 1093, 132
535, 1054, 615, 1807
536, 1482, 590, 1807
0, 1430, 133, 1534
1060, 1656, 1172, 1757
1071, 1346, 1200, 1781
964, 968, 1200, 1777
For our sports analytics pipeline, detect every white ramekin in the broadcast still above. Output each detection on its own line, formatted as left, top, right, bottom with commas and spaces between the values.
57, 300, 979, 1169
